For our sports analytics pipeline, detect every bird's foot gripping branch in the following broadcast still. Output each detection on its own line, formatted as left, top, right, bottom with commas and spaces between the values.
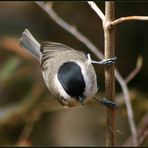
93, 97, 118, 109
87, 53, 117, 66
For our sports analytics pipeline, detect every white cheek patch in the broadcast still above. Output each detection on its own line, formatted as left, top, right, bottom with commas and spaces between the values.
54, 74, 70, 99
76, 61, 97, 98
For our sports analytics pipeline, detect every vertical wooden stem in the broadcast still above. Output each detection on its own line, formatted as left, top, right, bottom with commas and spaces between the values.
104, 1, 116, 147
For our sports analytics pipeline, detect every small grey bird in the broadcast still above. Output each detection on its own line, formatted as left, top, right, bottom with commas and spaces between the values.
20, 29, 98, 107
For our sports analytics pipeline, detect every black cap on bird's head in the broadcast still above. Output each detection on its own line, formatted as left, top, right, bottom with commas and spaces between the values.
57, 61, 86, 105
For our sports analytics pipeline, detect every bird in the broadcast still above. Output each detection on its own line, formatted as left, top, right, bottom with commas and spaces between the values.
20, 29, 99, 108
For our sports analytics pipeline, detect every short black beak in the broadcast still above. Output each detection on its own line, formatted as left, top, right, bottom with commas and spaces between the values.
78, 95, 85, 105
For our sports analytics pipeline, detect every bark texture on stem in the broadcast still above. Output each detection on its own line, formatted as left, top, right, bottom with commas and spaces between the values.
104, 2, 116, 146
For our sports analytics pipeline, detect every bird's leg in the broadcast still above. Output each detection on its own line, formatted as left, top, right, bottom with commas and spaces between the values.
87, 53, 117, 66
93, 97, 118, 109
87, 53, 117, 108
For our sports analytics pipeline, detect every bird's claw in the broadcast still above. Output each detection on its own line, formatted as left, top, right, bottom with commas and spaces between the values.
90, 56, 117, 66
98, 56, 117, 65
93, 97, 118, 109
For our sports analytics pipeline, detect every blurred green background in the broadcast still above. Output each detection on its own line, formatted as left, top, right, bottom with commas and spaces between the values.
0, 1, 148, 146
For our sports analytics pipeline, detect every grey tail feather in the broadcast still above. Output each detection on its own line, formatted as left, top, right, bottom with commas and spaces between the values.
20, 29, 41, 60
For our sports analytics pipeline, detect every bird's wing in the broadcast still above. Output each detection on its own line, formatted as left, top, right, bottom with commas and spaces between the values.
40, 42, 77, 90
41, 41, 75, 60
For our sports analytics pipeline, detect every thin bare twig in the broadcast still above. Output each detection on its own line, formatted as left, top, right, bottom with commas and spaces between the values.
139, 130, 148, 146
34, 1, 138, 146
111, 16, 148, 26
115, 70, 137, 146
35, 1, 103, 60
87, 1, 106, 22
125, 56, 143, 83
17, 120, 34, 143
17, 109, 41, 144
123, 112, 148, 146
117, 89, 137, 106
